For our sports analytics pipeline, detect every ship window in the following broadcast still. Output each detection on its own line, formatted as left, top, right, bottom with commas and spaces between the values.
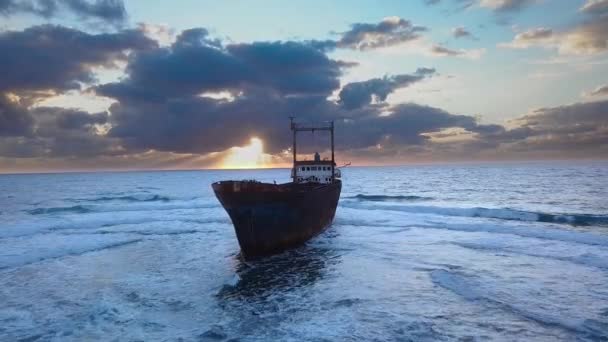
306, 167, 310, 171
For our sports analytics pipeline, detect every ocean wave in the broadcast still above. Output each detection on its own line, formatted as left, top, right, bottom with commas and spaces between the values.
25, 200, 217, 216
346, 194, 434, 202
0, 238, 142, 270
77, 194, 171, 203
452, 241, 608, 269
27, 205, 92, 215
3, 211, 230, 239
340, 202, 608, 227
430, 269, 608, 339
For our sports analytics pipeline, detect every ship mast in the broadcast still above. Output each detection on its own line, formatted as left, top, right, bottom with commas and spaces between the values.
289, 118, 335, 182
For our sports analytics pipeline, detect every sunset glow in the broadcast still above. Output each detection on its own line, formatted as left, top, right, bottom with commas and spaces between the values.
221, 137, 267, 169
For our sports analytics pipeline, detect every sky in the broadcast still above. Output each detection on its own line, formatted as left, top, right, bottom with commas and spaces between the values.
0, 0, 607, 173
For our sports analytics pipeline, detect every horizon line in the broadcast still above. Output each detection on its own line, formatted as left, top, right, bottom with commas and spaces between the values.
1, 158, 607, 176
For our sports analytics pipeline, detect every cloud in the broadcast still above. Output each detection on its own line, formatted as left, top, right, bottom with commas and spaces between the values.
580, 0, 608, 14
431, 45, 462, 56
1, 24, 607, 170
334, 16, 427, 50
0, 25, 157, 96
338, 68, 436, 109
462, 99, 608, 156
0, 93, 34, 136
0, 99, 115, 158
0, 24, 154, 159
452, 26, 476, 39
477, 0, 536, 12
425, 0, 536, 13
498, 27, 553, 48
91, 30, 352, 155
430, 44, 486, 59
338, 103, 483, 149
584, 84, 608, 98
97, 34, 345, 103
559, 17, 608, 55
90, 27, 497, 158
500, 7, 608, 55
0, 0, 127, 25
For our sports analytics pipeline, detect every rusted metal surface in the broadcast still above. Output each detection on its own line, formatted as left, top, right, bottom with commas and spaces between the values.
212, 180, 341, 258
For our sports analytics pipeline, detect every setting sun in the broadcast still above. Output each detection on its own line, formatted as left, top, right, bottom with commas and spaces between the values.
221, 137, 267, 169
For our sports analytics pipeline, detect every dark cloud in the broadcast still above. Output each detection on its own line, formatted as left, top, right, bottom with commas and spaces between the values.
227, 41, 343, 96
0, 0, 126, 24
0, 94, 34, 136
452, 26, 476, 39
51, 108, 108, 130
0, 102, 114, 158
97, 33, 343, 102
0, 25, 157, 95
334, 17, 427, 50
338, 103, 480, 149
338, 68, 436, 110
4, 0, 125, 23
0, 24, 154, 159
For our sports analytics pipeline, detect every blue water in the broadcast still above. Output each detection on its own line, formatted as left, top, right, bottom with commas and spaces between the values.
1, 162, 608, 341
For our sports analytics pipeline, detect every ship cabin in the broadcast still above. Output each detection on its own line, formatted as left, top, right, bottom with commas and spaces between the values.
292, 152, 339, 184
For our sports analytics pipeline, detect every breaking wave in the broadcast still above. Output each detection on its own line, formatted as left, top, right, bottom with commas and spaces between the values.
347, 194, 434, 202
341, 202, 608, 227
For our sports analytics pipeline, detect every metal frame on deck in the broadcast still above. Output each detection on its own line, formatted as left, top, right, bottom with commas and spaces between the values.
289, 117, 335, 182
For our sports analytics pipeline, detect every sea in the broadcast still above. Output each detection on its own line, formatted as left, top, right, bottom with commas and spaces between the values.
1, 162, 608, 341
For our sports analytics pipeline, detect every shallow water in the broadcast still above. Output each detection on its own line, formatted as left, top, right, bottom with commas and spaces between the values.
1, 162, 608, 341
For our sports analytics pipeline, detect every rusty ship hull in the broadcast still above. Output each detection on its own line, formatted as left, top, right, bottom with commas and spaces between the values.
212, 180, 341, 258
